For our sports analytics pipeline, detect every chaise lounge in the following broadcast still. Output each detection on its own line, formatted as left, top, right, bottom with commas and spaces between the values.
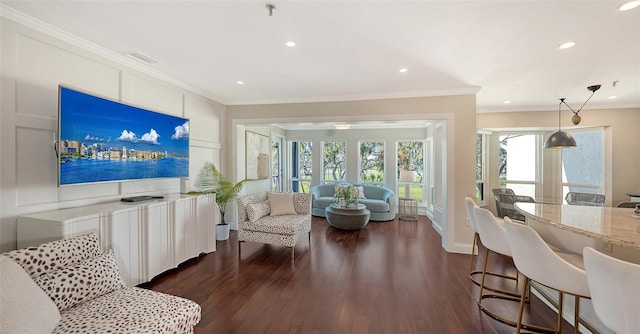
310, 184, 397, 221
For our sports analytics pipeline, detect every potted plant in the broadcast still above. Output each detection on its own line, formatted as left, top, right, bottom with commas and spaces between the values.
190, 162, 247, 240
333, 184, 359, 208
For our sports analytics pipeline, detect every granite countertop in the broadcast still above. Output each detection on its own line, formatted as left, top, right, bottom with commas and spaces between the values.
515, 202, 640, 250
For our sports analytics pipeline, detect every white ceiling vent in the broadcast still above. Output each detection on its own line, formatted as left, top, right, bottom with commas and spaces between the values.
125, 51, 159, 64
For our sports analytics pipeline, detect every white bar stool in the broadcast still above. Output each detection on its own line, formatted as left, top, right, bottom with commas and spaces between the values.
473, 207, 552, 331
583, 247, 640, 334
504, 217, 591, 334
464, 197, 518, 296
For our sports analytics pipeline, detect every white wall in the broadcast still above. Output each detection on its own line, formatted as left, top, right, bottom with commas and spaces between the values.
0, 17, 224, 251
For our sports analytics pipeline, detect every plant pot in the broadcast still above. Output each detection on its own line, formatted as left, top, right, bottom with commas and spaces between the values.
216, 224, 230, 241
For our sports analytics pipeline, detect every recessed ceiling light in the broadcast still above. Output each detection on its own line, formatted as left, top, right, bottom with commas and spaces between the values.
558, 41, 577, 50
237, 81, 244, 85
399, 68, 408, 73
619, 1, 640, 11
503, 100, 511, 104
286, 41, 296, 47
608, 96, 618, 99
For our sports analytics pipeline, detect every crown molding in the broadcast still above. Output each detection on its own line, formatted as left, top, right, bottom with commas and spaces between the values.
226, 87, 481, 106
0, 4, 227, 104
478, 102, 640, 114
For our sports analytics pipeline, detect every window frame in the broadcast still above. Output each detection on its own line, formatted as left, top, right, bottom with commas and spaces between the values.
395, 139, 426, 204
559, 127, 605, 200
357, 140, 385, 186
321, 140, 347, 184
290, 140, 313, 193
476, 132, 488, 205
497, 132, 544, 199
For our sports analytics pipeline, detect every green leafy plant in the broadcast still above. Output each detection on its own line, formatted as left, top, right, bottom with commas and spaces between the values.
190, 162, 246, 224
333, 184, 359, 207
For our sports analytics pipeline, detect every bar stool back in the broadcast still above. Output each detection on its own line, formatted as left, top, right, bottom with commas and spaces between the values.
583, 247, 640, 334
504, 217, 590, 334
473, 207, 529, 328
465, 198, 513, 294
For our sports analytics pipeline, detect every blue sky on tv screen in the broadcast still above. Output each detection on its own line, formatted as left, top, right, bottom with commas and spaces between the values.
60, 86, 189, 156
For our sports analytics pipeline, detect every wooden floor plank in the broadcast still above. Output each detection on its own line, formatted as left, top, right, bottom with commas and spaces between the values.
145, 215, 577, 333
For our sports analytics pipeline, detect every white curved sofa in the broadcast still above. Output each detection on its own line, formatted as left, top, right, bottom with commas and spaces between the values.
0, 233, 201, 334
310, 184, 397, 221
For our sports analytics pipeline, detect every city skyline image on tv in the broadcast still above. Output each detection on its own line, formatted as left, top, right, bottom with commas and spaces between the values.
58, 85, 189, 186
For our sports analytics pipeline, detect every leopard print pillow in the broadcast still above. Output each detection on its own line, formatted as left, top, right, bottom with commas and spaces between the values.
34, 249, 125, 311
3, 233, 101, 279
246, 200, 271, 222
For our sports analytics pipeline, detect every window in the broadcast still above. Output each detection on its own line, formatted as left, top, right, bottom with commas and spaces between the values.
476, 133, 486, 203
561, 129, 604, 198
498, 134, 539, 198
359, 141, 384, 185
397, 140, 424, 202
291, 140, 312, 193
322, 141, 346, 184
271, 136, 283, 192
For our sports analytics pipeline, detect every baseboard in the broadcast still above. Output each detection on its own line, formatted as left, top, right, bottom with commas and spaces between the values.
448, 242, 474, 255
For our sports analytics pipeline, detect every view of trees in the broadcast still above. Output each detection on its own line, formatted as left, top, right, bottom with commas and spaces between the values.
323, 141, 346, 183
498, 134, 524, 181
298, 141, 313, 178
359, 141, 384, 183
397, 141, 424, 182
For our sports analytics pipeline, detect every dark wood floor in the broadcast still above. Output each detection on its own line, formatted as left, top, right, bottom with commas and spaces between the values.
146, 215, 576, 333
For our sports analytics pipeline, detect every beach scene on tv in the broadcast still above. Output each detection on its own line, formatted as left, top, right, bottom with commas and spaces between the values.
59, 86, 189, 186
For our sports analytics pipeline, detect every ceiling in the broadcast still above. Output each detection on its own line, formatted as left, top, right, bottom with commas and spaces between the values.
2, 1, 640, 115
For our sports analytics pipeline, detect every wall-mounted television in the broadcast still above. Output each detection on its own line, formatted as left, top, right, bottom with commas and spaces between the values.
58, 85, 189, 186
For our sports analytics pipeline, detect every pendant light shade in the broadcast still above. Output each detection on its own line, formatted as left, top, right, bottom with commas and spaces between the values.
544, 130, 577, 149
544, 98, 576, 149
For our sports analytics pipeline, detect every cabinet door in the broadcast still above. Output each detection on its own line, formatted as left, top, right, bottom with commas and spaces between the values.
67, 216, 101, 238
172, 197, 199, 265
17, 214, 101, 249
196, 194, 216, 253
145, 202, 172, 281
107, 209, 142, 286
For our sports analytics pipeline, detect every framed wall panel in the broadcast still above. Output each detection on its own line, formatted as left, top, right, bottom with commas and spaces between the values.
245, 131, 269, 180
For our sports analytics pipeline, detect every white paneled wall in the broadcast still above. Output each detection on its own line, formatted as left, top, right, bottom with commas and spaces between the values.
0, 17, 224, 251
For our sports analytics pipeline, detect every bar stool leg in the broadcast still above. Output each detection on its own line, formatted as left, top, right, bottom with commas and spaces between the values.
468, 232, 478, 275
515, 277, 529, 334
478, 248, 490, 303
574, 295, 580, 334
557, 292, 564, 333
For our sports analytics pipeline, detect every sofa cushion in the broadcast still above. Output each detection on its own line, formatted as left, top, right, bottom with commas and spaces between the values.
358, 199, 390, 212
53, 287, 201, 334
246, 199, 271, 222
34, 249, 125, 312
3, 233, 101, 279
237, 192, 269, 222
243, 214, 309, 235
0, 255, 61, 334
313, 197, 334, 210
268, 192, 297, 216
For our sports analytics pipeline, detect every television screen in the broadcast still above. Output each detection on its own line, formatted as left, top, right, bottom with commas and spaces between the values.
58, 85, 189, 186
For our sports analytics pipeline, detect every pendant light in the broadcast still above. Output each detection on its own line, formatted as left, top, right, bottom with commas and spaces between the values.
544, 84, 601, 149
544, 98, 576, 149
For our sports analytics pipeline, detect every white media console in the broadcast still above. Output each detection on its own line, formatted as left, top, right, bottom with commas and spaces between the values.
16, 193, 216, 286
